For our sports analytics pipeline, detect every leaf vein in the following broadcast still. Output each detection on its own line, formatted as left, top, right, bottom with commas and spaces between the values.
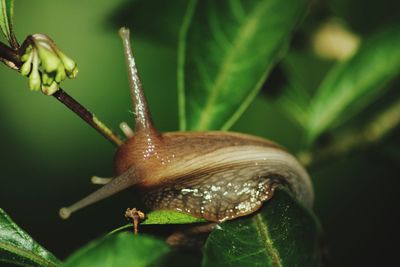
0, 242, 58, 267
177, 0, 198, 130
253, 214, 283, 267
194, 1, 271, 130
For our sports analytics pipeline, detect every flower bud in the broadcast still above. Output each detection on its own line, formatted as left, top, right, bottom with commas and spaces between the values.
19, 34, 79, 94
36, 45, 61, 73
55, 65, 66, 83
58, 51, 78, 78
42, 72, 54, 86
67, 65, 79, 79
28, 69, 41, 91
20, 53, 33, 77
21, 47, 33, 62
41, 81, 59, 96
28, 50, 41, 91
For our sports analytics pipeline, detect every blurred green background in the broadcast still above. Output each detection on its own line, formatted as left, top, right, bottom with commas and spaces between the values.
0, 0, 399, 266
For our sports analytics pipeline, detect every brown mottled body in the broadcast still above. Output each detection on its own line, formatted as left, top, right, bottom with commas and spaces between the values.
59, 27, 314, 222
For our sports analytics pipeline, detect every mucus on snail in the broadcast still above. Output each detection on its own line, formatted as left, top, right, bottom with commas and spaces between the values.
59, 27, 314, 223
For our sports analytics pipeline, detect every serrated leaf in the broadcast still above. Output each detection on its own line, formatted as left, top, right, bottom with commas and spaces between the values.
63, 232, 170, 267
0, 208, 61, 267
178, 0, 308, 131
0, 0, 17, 47
306, 25, 400, 144
202, 188, 322, 267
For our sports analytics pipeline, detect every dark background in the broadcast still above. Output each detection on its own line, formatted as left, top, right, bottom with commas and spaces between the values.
0, 0, 399, 266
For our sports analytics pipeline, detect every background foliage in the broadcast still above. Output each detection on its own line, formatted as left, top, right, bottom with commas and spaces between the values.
0, 0, 399, 266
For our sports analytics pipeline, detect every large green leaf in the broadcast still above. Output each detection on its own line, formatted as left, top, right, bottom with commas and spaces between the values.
64, 232, 170, 267
178, 0, 308, 131
306, 25, 400, 144
0, 208, 61, 267
0, 0, 17, 47
202, 188, 322, 267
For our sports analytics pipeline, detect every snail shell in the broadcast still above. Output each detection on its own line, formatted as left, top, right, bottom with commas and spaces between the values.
59, 28, 313, 222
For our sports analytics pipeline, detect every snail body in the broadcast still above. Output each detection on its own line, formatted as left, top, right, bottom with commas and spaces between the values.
59, 28, 313, 222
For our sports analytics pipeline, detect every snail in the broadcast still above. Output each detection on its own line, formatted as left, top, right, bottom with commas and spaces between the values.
59, 27, 314, 224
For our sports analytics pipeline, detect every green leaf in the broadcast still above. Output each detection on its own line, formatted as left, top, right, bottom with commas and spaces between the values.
64, 232, 170, 267
143, 210, 207, 225
202, 188, 322, 267
311, 98, 400, 163
178, 0, 308, 131
306, 25, 400, 144
0, 0, 17, 47
278, 82, 311, 127
109, 210, 207, 235
0, 208, 61, 267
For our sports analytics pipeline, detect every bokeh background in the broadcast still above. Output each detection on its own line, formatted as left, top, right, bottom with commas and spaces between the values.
0, 0, 399, 266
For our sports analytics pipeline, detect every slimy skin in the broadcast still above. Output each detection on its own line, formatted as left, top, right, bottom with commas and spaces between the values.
59, 27, 314, 222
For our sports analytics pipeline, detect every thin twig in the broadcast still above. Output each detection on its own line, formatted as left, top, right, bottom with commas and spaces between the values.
0, 41, 19, 69
0, 40, 123, 147
53, 89, 123, 146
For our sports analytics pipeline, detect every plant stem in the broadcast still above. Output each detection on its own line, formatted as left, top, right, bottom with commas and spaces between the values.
0, 40, 123, 147
53, 89, 123, 146
0, 41, 19, 69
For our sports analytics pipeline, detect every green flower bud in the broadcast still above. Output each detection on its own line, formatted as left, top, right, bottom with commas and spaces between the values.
36, 45, 61, 73
21, 47, 33, 62
42, 72, 54, 86
20, 53, 33, 77
67, 65, 79, 79
21, 34, 80, 93
58, 51, 78, 78
41, 81, 59, 96
28, 50, 41, 91
28, 69, 41, 91
55, 65, 66, 83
